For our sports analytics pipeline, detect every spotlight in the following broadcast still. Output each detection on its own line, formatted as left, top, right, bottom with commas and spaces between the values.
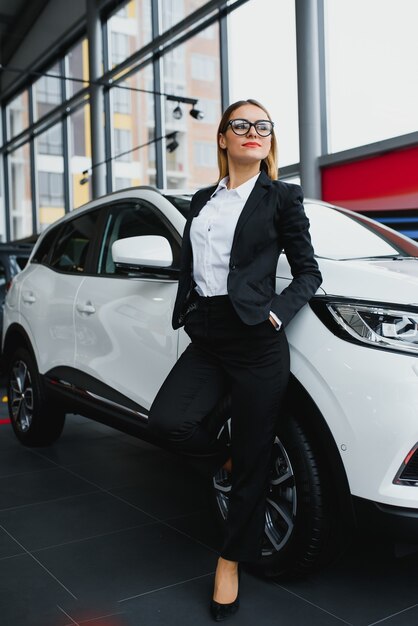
79, 176, 89, 185
190, 106, 204, 120
172, 103, 183, 120
167, 138, 179, 153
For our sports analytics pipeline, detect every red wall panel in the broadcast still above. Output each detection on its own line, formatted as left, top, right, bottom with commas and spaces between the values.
321, 146, 418, 212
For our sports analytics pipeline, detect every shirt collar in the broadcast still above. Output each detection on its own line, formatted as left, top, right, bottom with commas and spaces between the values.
211, 172, 260, 202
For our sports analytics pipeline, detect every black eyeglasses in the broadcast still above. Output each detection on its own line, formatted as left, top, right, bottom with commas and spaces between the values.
225, 118, 274, 137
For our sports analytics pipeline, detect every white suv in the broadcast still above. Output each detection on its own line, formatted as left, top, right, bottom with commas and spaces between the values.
3, 187, 418, 578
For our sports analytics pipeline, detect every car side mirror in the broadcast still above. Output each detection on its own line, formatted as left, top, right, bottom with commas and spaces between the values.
111, 235, 177, 276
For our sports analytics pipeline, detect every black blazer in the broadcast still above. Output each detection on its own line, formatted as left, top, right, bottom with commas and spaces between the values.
172, 170, 322, 329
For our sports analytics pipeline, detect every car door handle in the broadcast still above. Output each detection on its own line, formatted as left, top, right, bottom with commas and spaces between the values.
76, 302, 96, 315
22, 292, 36, 304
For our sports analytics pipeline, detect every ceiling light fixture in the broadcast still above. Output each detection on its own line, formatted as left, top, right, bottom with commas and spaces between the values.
189, 106, 204, 120
166, 131, 179, 153
172, 103, 183, 120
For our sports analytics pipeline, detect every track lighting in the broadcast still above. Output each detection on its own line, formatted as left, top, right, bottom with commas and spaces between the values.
172, 103, 183, 120
167, 138, 179, 152
79, 131, 179, 184
166, 131, 179, 153
189, 106, 204, 120
166, 95, 204, 121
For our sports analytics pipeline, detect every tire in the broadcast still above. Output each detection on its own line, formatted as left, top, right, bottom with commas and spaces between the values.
212, 412, 335, 579
7, 347, 65, 446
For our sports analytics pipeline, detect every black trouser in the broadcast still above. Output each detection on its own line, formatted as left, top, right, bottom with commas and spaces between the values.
148, 295, 290, 562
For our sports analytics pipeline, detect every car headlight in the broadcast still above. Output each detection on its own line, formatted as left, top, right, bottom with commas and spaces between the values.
310, 297, 418, 355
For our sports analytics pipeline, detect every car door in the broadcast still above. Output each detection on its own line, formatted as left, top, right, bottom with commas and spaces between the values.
19, 209, 101, 374
74, 198, 181, 412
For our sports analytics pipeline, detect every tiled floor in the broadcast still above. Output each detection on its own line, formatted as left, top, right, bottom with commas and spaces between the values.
1, 394, 418, 626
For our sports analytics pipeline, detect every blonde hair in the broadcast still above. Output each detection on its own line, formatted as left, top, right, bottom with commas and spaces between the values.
217, 99, 278, 182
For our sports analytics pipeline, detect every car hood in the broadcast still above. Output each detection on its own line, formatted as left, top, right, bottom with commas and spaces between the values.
318, 257, 418, 305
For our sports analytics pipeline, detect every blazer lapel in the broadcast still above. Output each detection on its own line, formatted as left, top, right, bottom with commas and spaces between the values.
191, 184, 216, 218
231, 170, 272, 250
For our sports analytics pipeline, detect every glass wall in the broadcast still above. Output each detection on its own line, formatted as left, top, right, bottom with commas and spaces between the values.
69, 105, 92, 208
33, 63, 62, 121
36, 123, 65, 231
66, 38, 89, 98
3, 0, 292, 239
325, 0, 418, 152
6, 91, 30, 141
111, 65, 156, 188
227, 0, 299, 168
9, 143, 32, 239
162, 22, 221, 188
107, 0, 152, 69
160, 0, 209, 32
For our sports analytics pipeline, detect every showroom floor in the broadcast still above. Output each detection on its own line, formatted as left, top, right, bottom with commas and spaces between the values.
1, 394, 418, 626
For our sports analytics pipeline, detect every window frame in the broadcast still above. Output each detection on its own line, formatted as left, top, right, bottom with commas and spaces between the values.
32, 207, 107, 275
96, 198, 182, 279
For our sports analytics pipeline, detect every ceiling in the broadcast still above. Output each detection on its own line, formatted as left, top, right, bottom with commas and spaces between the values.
0, 0, 49, 65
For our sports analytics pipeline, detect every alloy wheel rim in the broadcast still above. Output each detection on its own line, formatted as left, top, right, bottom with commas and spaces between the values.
213, 430, 297, 557
9, 360, 34, 433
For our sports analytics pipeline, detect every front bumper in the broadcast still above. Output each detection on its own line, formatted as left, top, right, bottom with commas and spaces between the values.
354, 496, 418, 542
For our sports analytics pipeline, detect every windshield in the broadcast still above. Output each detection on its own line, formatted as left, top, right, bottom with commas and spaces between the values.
304, 203, 418, 260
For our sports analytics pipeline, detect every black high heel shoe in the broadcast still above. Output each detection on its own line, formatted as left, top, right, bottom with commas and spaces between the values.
210, 565, 240, 622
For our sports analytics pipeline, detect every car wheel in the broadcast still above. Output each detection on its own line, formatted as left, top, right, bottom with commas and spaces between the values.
7, 347, 65, 446
212, 413, 334, 578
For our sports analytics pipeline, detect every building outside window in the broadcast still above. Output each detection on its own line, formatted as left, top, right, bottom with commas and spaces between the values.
33, 63, 61, 120
163, 23, 221, 189
111, 66, 155, 188
37, 123, 65, 230
39, 172, 65, 208
38, 125, 63, 156
194, 141, 217, 168
191, 54, 216, 81
161, 0, 184, 30
113, 83, 131, 114
160, 0, 209, 31
114, 128, 132, 162
107, 0, 152, 69
6, 91, 30, 141
66, 38, 88, 98
111, 32, 130, 66
9, 144, 32, 239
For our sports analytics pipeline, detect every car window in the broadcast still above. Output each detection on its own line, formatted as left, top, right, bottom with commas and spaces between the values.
304, 203, 418, 260
98, 201, 181, 275
49, 210, 99, 273
15, 255, 30, 271
32, 225, 62, 265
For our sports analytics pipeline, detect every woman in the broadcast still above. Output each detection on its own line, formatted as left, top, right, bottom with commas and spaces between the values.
149, 99, 322, 621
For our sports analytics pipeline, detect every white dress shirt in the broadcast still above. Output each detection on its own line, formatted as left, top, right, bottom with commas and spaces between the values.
190, 173, 281, 329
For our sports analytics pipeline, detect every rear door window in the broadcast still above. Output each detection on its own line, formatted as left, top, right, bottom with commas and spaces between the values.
49, 211, 100, 273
